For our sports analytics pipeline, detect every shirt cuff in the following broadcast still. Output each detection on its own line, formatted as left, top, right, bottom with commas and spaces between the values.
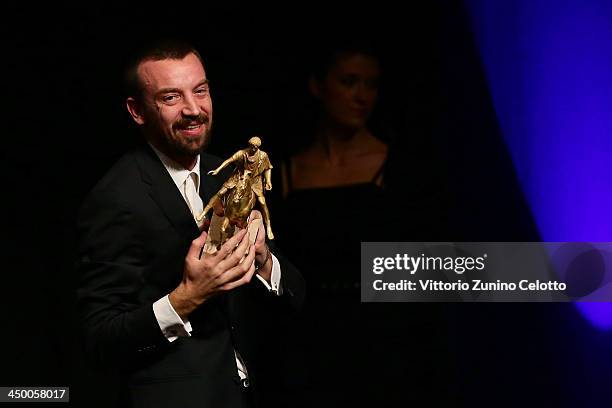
255, 253, 283, 295
152, 295, 193, 342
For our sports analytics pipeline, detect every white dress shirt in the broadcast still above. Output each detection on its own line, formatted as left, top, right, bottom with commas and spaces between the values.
149, 144, 282, 381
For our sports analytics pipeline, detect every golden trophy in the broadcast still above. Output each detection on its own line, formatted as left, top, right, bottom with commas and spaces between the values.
196, 136, 274, 254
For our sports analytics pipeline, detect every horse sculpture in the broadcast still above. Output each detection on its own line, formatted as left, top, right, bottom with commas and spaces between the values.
199, 168, 259, 253
218, 169, 256, 242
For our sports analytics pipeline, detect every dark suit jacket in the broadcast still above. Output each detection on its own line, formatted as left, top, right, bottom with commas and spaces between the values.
76, 143, 305, 408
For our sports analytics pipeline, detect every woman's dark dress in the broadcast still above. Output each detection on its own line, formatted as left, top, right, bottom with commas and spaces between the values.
273, 154, 454, 407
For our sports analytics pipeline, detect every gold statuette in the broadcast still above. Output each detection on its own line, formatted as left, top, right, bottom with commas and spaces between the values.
197, 136, 274, 252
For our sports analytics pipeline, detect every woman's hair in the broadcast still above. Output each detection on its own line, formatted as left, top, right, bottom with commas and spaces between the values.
309, 38, 380, 82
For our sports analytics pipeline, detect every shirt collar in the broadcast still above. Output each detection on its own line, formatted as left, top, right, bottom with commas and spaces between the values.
148, 143, 201, 192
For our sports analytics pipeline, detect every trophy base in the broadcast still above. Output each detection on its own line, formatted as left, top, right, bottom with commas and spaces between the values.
202, 214, 261, 257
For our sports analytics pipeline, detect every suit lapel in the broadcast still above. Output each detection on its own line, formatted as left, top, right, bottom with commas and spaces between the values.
134, 144, 200, 240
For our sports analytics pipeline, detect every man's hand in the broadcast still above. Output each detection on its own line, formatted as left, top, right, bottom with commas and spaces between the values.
264, 181, 272, 191
207, 169, 219, 176
169, 228, 256, 320
249, 210, 272, 282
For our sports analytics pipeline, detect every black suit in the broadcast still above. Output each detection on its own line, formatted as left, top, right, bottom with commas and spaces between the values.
76, 143, 305, 408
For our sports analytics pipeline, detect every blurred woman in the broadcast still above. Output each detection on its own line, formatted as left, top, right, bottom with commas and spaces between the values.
282, 44, 387, 194
274, 41, 453, 407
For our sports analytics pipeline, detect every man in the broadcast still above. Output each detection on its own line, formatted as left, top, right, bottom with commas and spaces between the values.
199, 136, 275, 240
76, 40, 305, 408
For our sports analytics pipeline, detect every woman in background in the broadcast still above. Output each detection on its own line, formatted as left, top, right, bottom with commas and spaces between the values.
282, 42, 387, 194
275, 40, 453, 407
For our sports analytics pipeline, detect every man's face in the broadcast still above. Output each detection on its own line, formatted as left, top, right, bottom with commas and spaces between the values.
131, 53, 212, 157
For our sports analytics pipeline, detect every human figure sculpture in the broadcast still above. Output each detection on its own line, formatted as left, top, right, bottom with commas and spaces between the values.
197, 136, 275, 240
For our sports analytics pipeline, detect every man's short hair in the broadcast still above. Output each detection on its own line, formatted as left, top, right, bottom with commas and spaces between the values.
124, 39, 203, 100
248, 136, 262, 148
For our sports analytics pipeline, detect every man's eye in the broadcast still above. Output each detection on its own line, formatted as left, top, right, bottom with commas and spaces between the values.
195, 88, 209, 96
162, 95, 179, 103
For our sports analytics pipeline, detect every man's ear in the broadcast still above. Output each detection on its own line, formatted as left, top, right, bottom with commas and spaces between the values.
126, 97, 145, 125
308, 75, 322, 99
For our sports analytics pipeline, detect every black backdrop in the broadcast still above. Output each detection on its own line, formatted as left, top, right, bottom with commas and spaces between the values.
2, 2, 612, 407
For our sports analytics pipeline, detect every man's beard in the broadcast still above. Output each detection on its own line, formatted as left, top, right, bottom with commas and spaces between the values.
166, 114, 212, 156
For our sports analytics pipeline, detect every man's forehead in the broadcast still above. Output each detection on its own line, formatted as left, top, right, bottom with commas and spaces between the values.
137, 53, 206, 90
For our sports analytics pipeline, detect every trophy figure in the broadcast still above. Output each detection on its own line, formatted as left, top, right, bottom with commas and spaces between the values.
196, 136, 274, 253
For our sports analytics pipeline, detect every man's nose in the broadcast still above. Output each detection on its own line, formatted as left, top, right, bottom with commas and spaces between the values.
182, 94, 201, 117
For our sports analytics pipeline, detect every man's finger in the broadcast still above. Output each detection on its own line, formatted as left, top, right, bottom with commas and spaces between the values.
217, 228, 251, 270
187, 231, 208, 260
218, 245, 257, 287
214, 228, 247, 260
220, 262, 256, 292
248, 210, 262, 221
247, 216, 266, 248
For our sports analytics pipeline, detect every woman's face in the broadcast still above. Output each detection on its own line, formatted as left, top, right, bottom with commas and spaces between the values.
312, 52, 380, 130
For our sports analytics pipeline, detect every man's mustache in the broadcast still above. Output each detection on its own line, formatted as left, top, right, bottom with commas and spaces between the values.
174, 114, 209, 128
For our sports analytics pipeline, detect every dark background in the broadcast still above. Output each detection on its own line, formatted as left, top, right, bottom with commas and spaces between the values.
2, 1, 612, 407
